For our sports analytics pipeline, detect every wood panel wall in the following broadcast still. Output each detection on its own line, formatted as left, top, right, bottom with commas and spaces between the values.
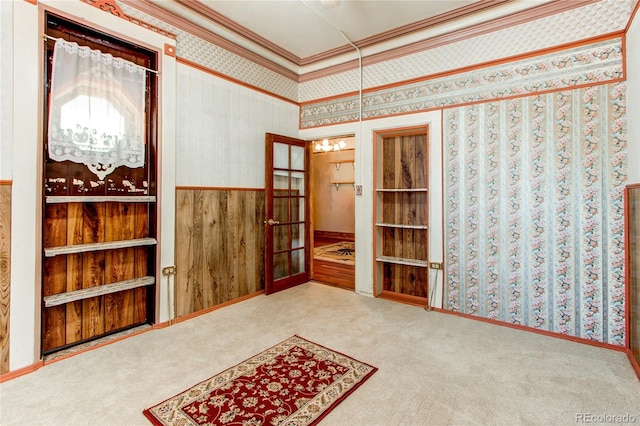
175, 188, 265, 318
380, 134, 428, 298
42, 202, 152, 353
0, 183, 11, 374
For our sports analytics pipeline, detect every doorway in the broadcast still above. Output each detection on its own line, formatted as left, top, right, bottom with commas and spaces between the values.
310, 135, 356, 289
41, 14, 158, 355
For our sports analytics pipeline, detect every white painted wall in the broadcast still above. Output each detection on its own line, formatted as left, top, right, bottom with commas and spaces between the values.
299, 110, 445, 308
627, 9, 640, 185
7, 0, 177, 371
0, 1, 12, 180
175, 64, 299, 187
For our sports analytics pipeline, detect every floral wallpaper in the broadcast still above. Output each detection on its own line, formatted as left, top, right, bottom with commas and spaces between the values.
444, 83, 627, 345
300, 38, 623, 128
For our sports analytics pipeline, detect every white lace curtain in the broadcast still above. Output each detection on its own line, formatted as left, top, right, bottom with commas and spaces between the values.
47, 38, 147, 180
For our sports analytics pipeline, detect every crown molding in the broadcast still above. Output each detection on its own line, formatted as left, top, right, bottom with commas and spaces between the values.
299, 0, 600, 82
118, 0, 299, 81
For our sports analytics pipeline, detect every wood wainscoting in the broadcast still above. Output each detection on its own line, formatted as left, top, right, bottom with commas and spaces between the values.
0, 182, 11, 374
175, 188, 265, 317
313, 231, 355, 290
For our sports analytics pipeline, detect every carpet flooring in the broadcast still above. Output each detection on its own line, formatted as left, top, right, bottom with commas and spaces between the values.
1, 282, 639, 425
144, 335, 377, 425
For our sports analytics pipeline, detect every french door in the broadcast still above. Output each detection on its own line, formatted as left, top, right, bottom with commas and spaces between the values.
264, 134, 310, 294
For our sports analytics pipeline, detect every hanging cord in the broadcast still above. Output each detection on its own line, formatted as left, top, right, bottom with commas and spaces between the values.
425, 268, 439, 311
298, 0, 363, 128
43, 34, 160, 75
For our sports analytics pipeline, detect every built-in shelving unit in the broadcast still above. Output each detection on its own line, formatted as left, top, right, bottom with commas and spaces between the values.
374, 129, 429, 299
328, 160, 355, 190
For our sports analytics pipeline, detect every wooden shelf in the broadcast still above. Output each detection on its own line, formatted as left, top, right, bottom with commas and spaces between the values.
376, 223, 427, 229
376, 188, 427, 192
44, 237, 157, 257
376, 256, 428, 267
330, 180, 355, 189
46, 195, 156, 203
328, 160, 355, 170
44, 276, 155, 307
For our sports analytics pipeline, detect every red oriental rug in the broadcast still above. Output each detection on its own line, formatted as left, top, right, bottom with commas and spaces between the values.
143, 335, 377, 426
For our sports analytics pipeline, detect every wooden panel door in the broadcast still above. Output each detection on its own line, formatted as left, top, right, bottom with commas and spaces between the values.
41, 14, 157, 354
265, 134, 311, 294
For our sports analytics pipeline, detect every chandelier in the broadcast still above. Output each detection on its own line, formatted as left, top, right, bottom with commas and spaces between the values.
314, 138, 347, 152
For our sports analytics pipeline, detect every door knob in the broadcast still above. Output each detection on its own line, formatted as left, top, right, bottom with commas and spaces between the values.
266, 219, 280, 225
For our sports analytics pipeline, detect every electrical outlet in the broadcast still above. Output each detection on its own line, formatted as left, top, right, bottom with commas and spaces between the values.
429, 262, 443, 270
162, 266, 177, 276
355, 185, 363, 196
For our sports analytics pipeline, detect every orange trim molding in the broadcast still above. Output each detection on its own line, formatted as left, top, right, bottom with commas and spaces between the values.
175, 186, 266, 192
164, 43, 176, 57
176, 57, 298, 106
83, 0, 126, 17
0, 361, 44, 383
172, 291, 264, 324
628, 350, 640, 380
81, 0, 177, 40
0, 181, 12, 186
433, 307, 628, 353
23, 0, 37, 4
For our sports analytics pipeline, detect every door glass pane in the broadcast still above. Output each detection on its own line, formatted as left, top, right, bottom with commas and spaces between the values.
293, 198, 305, 223
273, 252, 288, 280
274, 142, 289, 169
291, 171, 305, 195
291, 145, 304, 170
273, 224, 289, 252
274, 197, 289, 223
292, 224, 304, 249
292, 249, 305, 274
274, 171, 289, 191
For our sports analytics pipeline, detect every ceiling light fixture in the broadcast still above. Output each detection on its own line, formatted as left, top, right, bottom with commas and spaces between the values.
315, 138, 347, 152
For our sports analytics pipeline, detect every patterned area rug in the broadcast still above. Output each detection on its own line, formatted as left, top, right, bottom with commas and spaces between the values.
143, 335, 377, 426
313, 241, 355, 265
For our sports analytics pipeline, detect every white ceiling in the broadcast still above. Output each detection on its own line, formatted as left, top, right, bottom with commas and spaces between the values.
198, 0, 477, 58
147, 0, 557, 72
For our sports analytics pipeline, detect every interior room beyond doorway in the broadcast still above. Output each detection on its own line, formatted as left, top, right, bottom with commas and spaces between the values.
311, 135, 355, 289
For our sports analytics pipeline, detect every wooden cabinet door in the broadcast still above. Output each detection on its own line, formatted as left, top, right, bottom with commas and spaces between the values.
41, 14, 157, 354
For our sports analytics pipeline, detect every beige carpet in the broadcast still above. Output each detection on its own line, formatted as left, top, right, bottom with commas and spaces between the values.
1, 282, 639, 425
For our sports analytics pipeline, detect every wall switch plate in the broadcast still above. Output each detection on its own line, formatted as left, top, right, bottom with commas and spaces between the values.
355, 185, 363, 196
429, 262, 443, 270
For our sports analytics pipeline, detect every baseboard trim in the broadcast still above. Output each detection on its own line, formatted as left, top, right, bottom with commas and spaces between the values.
172, 290, 265, 324
627, 350, 640, 380
377, 290, 428, 307
432, 307, 627, 352
0, 361, 44, 383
